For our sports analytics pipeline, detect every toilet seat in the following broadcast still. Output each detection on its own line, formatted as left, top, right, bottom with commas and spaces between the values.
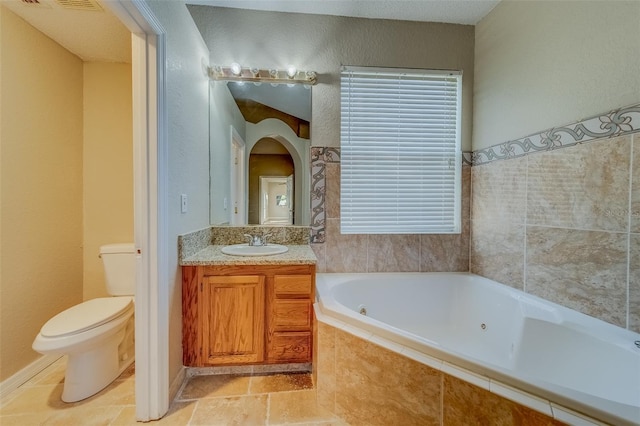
41, 297, 134, 338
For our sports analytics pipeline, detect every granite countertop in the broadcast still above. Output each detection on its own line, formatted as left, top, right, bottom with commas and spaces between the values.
180, 244, 317, 266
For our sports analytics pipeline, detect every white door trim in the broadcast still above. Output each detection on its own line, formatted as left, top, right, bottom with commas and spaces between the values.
101, 1, 168, 421
230, 127, 246, 225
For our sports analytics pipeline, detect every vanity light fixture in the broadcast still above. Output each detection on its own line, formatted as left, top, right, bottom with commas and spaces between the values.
209, 64, 317, 85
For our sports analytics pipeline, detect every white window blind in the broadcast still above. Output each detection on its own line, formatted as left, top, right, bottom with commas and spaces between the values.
340, 66, 462, 234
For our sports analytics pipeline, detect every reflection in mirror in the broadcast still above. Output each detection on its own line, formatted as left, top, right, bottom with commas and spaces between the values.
209, 80, 311, 226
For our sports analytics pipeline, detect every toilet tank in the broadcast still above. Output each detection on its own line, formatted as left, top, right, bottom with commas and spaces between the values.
100, 243, 136, 296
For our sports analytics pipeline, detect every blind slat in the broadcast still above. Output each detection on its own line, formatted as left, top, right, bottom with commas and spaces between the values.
340, 66, 462, 234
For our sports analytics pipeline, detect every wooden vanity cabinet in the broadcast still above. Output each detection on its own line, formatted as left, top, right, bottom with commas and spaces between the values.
182, 264, 315, 367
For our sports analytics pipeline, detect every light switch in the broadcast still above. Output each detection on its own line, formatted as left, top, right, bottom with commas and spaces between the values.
180, 194, 188, 213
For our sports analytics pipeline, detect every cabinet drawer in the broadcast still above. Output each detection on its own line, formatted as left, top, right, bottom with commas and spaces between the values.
274, 275, 312, 296
269, 332, 311, 362
274, 300, 311, 330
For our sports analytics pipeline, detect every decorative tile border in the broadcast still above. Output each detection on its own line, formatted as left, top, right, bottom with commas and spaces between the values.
472, 103, 640, 166
462, 151, 473, 166
310, 147, 336, 243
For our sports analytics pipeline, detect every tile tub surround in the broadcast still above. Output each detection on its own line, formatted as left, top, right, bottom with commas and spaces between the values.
471, 131, 640, 332
311, 146, 471, 273
314, 317, 575, 426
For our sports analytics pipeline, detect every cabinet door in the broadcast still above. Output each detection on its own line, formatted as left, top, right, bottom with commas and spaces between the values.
203, 275, 265, 364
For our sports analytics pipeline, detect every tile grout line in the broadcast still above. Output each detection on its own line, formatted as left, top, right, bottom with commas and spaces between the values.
185, 399, 200, 426
625, 135, 634, 329
523, 154, 528, 293
512, 222, 629, 235
265, 392, 271, 426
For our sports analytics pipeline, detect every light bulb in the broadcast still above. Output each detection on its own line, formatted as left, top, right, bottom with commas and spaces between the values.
287, 66, 297, 79
230, 62, 242, 76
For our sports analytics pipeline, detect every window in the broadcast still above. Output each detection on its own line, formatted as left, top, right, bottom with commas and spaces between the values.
340, 66, 462, 234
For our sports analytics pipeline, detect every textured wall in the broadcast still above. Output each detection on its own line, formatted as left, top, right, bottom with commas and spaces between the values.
0, 6, 84, 380
82, 62, 133, 301
145, 0, 212, 387
473, 0, 640, 150
188, 6, 475, 152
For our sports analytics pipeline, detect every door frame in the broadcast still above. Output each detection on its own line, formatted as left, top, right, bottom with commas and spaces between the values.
102, 0, 168, 421
230, 126, 246, 225
259, 176, 292, 225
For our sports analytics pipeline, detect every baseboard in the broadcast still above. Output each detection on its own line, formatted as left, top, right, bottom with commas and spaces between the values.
169, 365, 186, 403
0, 354, 62, 402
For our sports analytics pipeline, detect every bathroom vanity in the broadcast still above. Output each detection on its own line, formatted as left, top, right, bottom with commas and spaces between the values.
180, 236, 316, 367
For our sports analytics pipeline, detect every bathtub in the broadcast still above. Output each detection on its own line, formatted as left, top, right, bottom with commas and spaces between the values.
315, 272, 640, 426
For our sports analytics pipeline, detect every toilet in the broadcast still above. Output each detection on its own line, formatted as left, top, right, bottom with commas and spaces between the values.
32, 243, 136, 402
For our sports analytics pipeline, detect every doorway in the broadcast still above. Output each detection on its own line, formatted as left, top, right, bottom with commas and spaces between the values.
247, 138, 294, 224
259, 175, 293, 225
104, 1, 166, 421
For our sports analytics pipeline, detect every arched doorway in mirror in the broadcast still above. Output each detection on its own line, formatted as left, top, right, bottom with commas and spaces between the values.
248, 137, 294, 225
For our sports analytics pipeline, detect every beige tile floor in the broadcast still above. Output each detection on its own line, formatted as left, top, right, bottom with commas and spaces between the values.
0, 359, 348, 425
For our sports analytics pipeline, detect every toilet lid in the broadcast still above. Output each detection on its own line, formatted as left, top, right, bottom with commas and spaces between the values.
41, 297, 133, 338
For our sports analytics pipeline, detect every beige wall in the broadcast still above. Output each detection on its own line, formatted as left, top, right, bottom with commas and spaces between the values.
473, 0, 640, 149
0, 6, 84, 380
0, 8, 133, 381
82, 62, 133, 300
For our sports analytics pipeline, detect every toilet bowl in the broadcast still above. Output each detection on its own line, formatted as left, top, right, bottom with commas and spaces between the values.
32, 243, 136, 402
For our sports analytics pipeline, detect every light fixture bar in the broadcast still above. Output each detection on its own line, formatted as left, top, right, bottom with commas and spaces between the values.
209, 65, 317, 85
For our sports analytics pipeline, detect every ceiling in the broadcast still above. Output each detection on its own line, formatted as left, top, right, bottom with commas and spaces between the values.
186, 0, 500, 26
2, 0, 131, 62
2, 0, 499, 63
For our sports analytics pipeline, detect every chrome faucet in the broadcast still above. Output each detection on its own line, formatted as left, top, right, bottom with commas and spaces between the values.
243, 233, 272, 246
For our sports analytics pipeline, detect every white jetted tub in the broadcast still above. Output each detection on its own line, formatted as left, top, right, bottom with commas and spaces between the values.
315, 272, 640, 426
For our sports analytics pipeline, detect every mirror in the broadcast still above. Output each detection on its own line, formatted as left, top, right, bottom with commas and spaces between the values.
209, 80, 312, 226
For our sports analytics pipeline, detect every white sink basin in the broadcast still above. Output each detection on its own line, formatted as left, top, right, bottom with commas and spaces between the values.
221, 244, 289, 257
